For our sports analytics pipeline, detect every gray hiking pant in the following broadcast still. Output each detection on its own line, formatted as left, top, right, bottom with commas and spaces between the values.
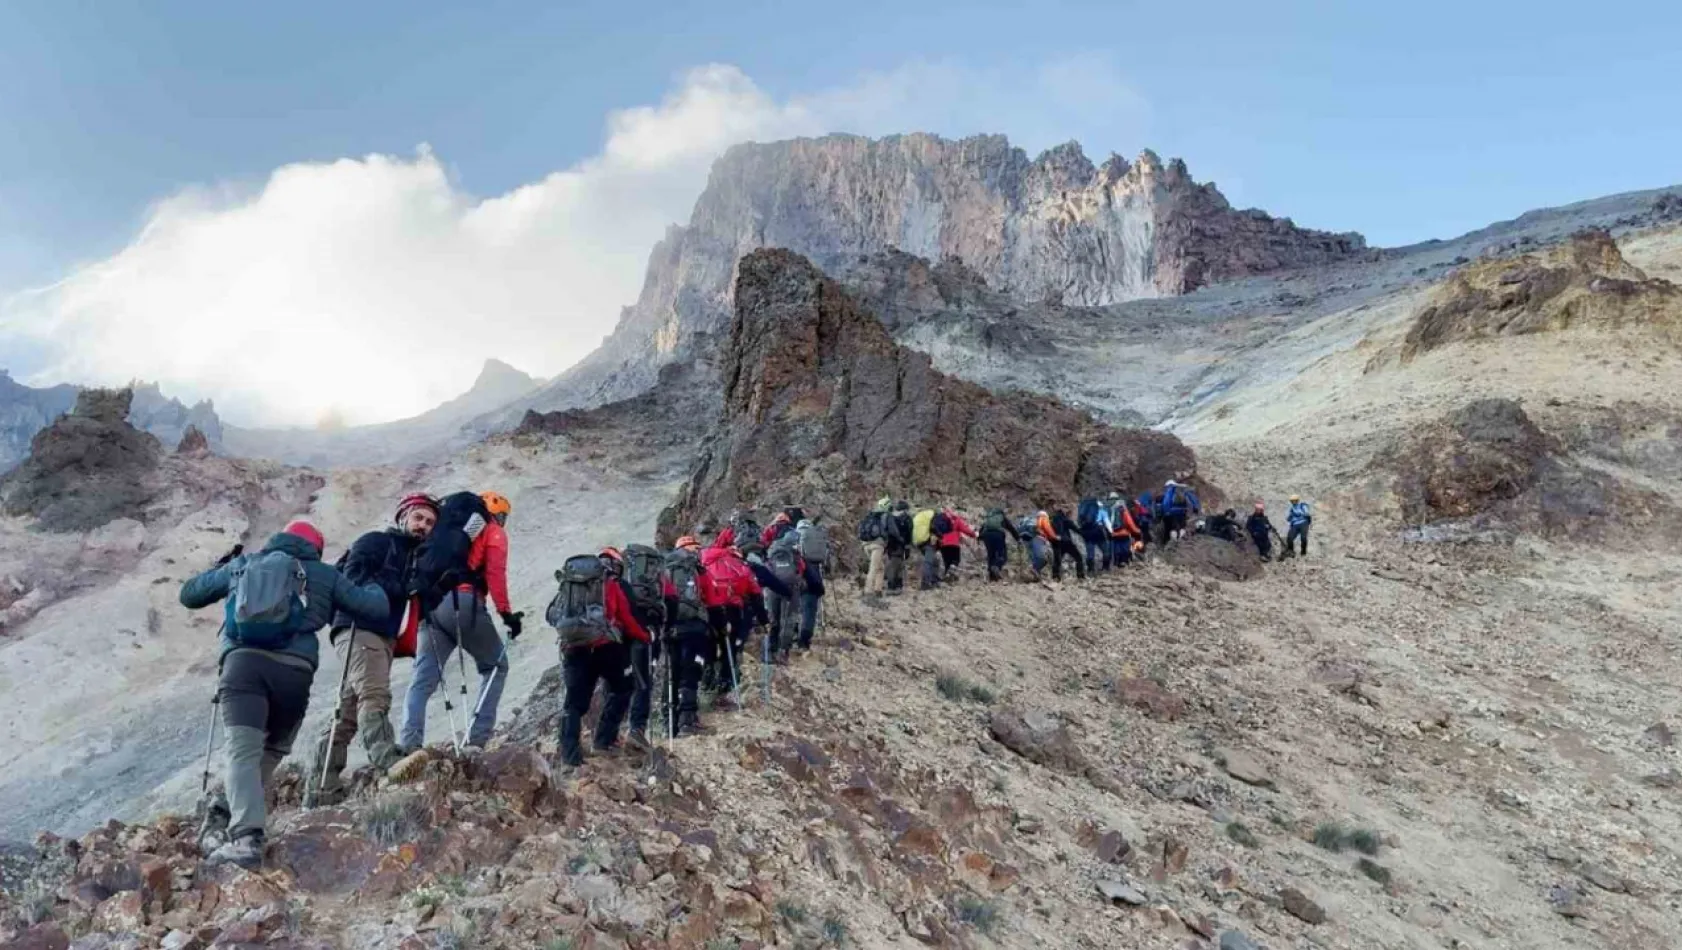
400, 591, 508, 748
765, 590, 794, 654
919, 544, 942, 590
219, 649, 313, 841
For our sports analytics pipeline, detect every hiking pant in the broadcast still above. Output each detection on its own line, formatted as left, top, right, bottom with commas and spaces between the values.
918, 544, 942, 590
798, 592, 820, 648
980, 531, 1008, 580
315, 627, 400, 787
765, 590, 794, 654
1082, 534, 1110, 572
1286, 524, 1309, 556
1050, 537, 1086, 581
219, 649, 313, 842
940, 545, 961, 574
864, 540, 887, 595
1027, 537, 1048, 577
1164, 512, 1188, 540
722, 605, 749, 687
559, 642, 632, 766
1111, 537, 1133, 566
885, 546, 906, 591
627, 640, 653, 736
401, 591, 508, 749
1251, 530, 1272, 559
671, 621, 711, 723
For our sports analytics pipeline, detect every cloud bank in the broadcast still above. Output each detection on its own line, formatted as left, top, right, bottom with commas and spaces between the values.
0, 58, 1146, 426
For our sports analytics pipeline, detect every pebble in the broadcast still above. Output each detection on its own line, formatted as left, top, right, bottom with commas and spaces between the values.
1096, 879, 1149, 906
1279, 886, 1327, 925
1218, 930, 1260, 950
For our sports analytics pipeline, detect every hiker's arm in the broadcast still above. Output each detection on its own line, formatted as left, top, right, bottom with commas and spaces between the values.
606, 583, 650, 643
483, 529, 512, 614
179, 565, 232, 609
334, 572, 390, 625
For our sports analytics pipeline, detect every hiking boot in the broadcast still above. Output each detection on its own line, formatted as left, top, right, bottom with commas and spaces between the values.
625, 730, 651, 753
677, 712, 707, 737
206, 833, 265, 869
775, 649, 791, 665
591, 740, 619, 756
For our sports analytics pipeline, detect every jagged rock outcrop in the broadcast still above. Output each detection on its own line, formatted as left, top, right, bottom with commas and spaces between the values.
660, 249, 1205, 548
0, 388, 164, 532
0, 373, 79, 473
174, 424, 211, 457
543, 133, 1365, 409
1400, 228, 1682, 361
127, 383, 222, 451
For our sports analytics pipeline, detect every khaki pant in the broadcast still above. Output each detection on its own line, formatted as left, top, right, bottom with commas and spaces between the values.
864, 540, 887, 594
314, 627, 400, 785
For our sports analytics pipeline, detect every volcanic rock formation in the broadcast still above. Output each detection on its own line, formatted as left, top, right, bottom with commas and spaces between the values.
660, 249, 1205, 548
0, 388, 163, 532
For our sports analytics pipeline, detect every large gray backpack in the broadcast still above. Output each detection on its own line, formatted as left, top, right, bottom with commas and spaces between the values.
797, 522, 828, 564
768, 532, 803, 590
546, 555, 614, 649
664, 549, 708, 624
225, 551, 309, 648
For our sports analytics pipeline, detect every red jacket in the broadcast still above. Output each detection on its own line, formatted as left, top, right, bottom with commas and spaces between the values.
463, 519, 511, 614
760, 515, 793, 549
700, 547, 758, 606
604, 580, 651, 644
938, 511, 977, 548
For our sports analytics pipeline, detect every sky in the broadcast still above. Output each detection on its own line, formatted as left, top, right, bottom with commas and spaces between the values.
0, 0, 1678, 426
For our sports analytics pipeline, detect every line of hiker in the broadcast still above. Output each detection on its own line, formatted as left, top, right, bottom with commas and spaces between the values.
179, 490, 523, 869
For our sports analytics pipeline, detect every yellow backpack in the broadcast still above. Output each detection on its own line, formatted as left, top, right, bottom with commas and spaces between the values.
911, 509, 936, 546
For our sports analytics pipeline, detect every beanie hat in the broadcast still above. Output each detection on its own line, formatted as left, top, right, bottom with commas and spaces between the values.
283, 520, 324, 553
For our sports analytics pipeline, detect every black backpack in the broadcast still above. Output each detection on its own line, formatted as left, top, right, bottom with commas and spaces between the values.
621, 544, 665, 616
857, 511, 885, 542
930, 510, 954, 537
410, 491, 490, 611
732, 515, 762, 547
664, 549, 708, 624
1077, 497, 1101, 532
546, 555, 613, 649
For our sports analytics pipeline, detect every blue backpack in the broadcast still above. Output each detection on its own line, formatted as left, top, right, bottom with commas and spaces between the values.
224, 551, 310, 648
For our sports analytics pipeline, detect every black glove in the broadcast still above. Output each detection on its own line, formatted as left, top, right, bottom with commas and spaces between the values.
214, 543, 244, 568
499, 611, 524, 640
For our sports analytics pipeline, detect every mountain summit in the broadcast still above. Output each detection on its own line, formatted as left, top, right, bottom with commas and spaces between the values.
544, 133, 1367, 409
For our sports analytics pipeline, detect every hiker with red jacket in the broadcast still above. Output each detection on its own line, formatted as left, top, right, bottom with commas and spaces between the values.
400, 491, 522, 752
309, 493, 438, 797
180, 521, 388, 868
701, 538, 759, 701
666, 537, 720, 735
936, 508, 977, 581
552, 548, 651, 768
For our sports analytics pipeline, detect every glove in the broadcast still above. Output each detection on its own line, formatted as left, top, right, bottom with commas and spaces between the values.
499, 611, 524, 640
214, 543, 244, 568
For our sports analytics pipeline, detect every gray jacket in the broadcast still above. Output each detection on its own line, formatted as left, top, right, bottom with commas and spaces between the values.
179, 531, 389, 669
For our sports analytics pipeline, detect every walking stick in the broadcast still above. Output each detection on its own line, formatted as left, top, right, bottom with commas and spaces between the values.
309, 624, 359, 806
200, 692, 221, 796
473, 636, 510, 722
723, 629, 743, 710
761, 618, 772, 705
429, 598, 465, 753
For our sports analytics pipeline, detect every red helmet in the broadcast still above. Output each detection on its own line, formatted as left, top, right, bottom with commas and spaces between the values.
395, 492, 440, 523
675, 536, 701, 550
283, 520, 324, 552
599, 546, 624, 562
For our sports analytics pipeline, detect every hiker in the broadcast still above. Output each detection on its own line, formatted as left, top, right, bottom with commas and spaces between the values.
1076, 496, 1112, 573
310, 492, 438, 798
549, 548, 650, 767
936, 508, 976, 581
180, 521, 388, 868
911, 507, 946, 590
760, 508, 802, 548
1161, 480, 1193, 543
400, 491, 521, 752
1206, 508, 1241, 544
667, 537, 722, 735
701, 536, 757, 699
1046, 506, 1087, 581
858, 497, 892, 596
1286, 495, 1312, 557
1018, 514, 1049, 580
978, 508, 1018, 581
795, 518, 829, 649
885, 501, 913, 593
614, 544, 667, 750
1246, 503, 1277, 561
763, 526, 806, 661
1132, 493, 1155, 552
1108, 494, 1141, 566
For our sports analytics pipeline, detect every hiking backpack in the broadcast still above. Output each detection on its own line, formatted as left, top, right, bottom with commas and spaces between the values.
982, 508, 1007, 534
1015, 515, 1036, 539
664, 549, 708, 623
1077, 497, 1101, 531
930, 510, 954, 538
410, 491, 490, 610
768, 532, 803, 589
621, 544, 665, 616
857, 511, 885, 543
732, 515, 763, 547
1162, 485, 1182, 513
911, 509, 936, 546
224, 551, 309, 649
797, 521, 829, 563
546, 555, 614, 649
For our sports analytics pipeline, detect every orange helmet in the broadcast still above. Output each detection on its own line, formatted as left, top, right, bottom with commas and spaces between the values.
1132, 541, 1145, 554
481, 491, 512, 519
675, 536, 701, 550
599, 546, 623, 562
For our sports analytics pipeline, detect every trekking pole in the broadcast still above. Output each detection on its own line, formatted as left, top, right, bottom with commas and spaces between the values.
760, 620, 772, 706
723, 631, 743, 711
310, 624, 358, 807
428, 608, 465, 754
473, 636, 511, 722
200, 692, 221, 796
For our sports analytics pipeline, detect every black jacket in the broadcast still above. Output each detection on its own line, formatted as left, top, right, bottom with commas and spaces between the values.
886, 512, 913, 553
1245, 513, 1276, 538
1050, 510, 1080, 543
332, 527, 422, 638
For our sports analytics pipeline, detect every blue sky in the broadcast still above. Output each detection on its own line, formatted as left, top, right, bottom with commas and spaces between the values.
0, 0, 1678, 423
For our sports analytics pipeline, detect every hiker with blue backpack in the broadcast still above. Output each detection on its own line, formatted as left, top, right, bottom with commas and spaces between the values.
1076, 496, 1113, 573
1286, 495, 1312, 557
179, 520, 388, 869
1160, 480, 1200, 543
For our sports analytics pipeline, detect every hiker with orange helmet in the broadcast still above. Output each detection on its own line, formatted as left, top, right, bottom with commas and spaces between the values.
552, 547, 651, 767
663, 536, 722, 735
179, 520, 388, 868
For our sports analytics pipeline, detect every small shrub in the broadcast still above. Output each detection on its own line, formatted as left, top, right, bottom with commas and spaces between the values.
542, 939, 576, 950
1311, 821, 1347, 853
360, 795, 426, 847
775, 899, 808, 925
821, 913, 849, 945
936, 672, 996, 705
1225, 822, 1260, 848
407, 887, 445, 914
434, 919, 477, 950
437, 873, 468, 897
955, 895, 1002, 935
146, 607, 162, 635
1345, 827, 1382, 856
1356, 857, 1393, 885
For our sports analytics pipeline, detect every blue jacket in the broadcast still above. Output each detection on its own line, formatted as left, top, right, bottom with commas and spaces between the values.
1163, 485, 1188, 516
1288, 502, 1312, 527
180, 531, 389, 670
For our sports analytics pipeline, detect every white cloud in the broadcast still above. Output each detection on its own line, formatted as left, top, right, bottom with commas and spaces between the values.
0, 57, 1147, 427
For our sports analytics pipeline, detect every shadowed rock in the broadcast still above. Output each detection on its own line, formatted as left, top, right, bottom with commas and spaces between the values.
0, 388, 162, 532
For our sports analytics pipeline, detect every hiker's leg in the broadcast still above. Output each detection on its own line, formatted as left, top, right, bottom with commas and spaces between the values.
399, 619, 452, 750
799, 592, 819, 648
558, 649, 597, 767
1299, 526, 1310, 555
458, 594, 508, 746
764, 592, 785, 655
865, 541, 886, 594
627, 641, 652, 736
594, 644, 634, 750
260, 660, 312, 803
348, 629, 400, 768
885, 549, 904, 591
218, 652, 271, 841
315, 629, 359, 787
